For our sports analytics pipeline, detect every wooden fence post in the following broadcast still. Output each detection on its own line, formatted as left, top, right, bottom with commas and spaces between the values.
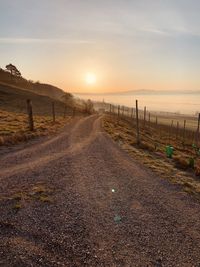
118, 105, 120, 118
176, 121, 179, 139
148, 112, 151, 130
192, 130, 195, 145
196, 113, 200, 146
136, 100, 140, 145
144, 106, 146, 127
169, 120, 173, 143
52, 102, 55, 123
155, 116, 158, 130
183, 119, 186, 145
26, 99, 34, 131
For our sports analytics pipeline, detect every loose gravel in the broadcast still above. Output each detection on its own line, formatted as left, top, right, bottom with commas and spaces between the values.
1, 115, 200, 266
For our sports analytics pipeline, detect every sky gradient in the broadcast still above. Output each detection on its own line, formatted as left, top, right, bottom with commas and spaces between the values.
0, 0, 200, 93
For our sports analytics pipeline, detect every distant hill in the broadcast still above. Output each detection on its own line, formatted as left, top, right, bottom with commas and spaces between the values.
115, 89, 200, 95
0, 68, 65, 100
76, 89, 200, 96
0, 83, 71, 116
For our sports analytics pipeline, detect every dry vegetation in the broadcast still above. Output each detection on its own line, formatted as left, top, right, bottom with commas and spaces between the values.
0, 79, 90, 146
0, 109, 71, 146
115, 106, 198, 131
103, 114, 200, 196
0, 182, 53, 212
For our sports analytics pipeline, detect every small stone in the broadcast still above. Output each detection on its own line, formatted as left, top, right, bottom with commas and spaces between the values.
114, 215, 122, 223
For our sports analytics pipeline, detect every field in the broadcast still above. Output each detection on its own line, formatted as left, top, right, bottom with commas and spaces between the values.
103, 113, 200, 195
112, 105, 199, 131
0, 109, 72, 146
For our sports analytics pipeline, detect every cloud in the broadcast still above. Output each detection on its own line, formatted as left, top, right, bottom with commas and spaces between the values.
141, 28, 171, 36
0, 38, 93, 44
139, 27, 200, 39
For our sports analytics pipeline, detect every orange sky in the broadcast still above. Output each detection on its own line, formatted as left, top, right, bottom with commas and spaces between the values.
1, 1, 200, 93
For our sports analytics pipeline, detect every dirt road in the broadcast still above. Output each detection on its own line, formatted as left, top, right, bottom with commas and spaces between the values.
1, 115, 200, 267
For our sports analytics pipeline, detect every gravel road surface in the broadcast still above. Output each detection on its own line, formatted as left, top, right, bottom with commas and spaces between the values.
1, 115, 200, 267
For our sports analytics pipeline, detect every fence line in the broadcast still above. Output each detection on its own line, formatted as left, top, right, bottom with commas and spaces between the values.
23, 99, 92, 131
107, 101, 200, 148
26, 99, 34, 131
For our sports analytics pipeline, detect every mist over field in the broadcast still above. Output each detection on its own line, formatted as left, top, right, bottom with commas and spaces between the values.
76, 91, 200, 115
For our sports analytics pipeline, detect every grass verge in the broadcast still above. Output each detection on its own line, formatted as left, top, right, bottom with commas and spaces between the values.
0, 109, 72, 146
103, 114, 200, 197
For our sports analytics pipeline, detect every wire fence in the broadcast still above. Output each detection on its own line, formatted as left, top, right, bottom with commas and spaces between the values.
108, 101, 200, 151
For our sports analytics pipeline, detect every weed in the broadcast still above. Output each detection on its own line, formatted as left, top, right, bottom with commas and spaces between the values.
13, 203, 22, 210
39, 195, 52, 203
12, 193, 23, 201
32, 185, 46, 194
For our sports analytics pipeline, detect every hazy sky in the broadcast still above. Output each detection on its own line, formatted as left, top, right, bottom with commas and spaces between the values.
0, 0, 200, 93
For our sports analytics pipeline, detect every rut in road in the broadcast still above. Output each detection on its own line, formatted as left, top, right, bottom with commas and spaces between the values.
1, 114, 200, 267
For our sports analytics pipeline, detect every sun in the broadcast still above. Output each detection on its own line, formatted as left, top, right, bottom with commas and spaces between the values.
85, 72, 96, 85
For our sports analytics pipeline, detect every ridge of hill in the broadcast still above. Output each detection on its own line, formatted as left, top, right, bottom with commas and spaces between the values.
0, 68, 65, 100
0, 82, 67, 116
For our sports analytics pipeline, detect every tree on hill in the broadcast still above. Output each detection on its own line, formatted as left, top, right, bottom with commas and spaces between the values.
5, 64, 21, 79
85, 99, 94, 114
61, 92, 74, 107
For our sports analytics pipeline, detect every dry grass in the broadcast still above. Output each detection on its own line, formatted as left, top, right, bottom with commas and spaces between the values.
173, 156, 195, 170
0, 182, 54, 212
13, 203, 22, 210
0, 109, 72, 146
195, 160, 200, 176
103, 114, 200, 196
149, 113, 198, 131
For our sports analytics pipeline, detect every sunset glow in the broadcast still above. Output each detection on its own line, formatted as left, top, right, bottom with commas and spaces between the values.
0, 1, 200, 94
85, 73, 96, 85
1, 2, 200, 265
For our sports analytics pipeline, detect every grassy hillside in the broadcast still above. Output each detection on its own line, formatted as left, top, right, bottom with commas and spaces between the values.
0, 83, 82, 146
0, 68, 65, 100
0, 83, 71, 116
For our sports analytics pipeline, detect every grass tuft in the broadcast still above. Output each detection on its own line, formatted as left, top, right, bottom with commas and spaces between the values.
13, 203, 22, 210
